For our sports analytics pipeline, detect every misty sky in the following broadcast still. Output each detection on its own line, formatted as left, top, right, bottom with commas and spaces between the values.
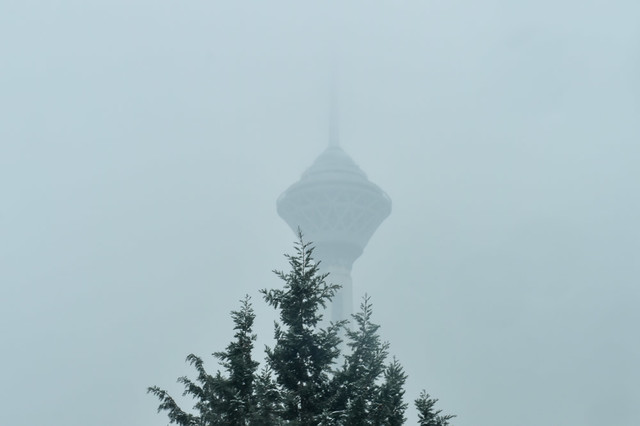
1, 1, 639, 425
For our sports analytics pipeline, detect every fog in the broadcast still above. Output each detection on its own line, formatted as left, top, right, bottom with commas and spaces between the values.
1, 1, 638, 425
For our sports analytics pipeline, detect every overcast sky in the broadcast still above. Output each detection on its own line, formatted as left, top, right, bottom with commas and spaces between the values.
1, 1, 639, 425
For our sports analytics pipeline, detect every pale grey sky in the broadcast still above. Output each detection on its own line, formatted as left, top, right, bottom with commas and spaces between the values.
1, 1, 639, 425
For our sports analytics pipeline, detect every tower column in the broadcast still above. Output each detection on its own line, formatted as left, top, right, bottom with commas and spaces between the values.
319, 262, 353, 322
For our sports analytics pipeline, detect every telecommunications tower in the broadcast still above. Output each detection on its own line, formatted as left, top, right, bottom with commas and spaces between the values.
276, 103, 391, 322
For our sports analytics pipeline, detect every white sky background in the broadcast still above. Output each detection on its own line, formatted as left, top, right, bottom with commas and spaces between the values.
1, 1, 639, 425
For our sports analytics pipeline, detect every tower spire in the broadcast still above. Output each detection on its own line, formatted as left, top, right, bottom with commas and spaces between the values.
328, 60, 340, 148
277, 99, 392, 321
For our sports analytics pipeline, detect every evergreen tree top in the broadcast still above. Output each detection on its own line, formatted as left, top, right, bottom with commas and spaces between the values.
262, 230, 340, 330
148, 234, 456, 425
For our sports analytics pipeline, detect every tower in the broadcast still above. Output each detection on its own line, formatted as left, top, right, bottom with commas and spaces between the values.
276, 112, 391, 322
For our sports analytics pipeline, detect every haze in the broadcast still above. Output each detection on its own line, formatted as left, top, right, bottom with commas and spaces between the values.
1, 1, 638, 425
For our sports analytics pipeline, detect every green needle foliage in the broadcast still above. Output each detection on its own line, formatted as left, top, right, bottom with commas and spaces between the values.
261, 234, 344, 424
415, 391, 456, 426
149, 232, 455, 425
148, 296, 259, 426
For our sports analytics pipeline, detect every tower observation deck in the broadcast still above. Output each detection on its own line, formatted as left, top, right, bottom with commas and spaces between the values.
277, 136, 391, 322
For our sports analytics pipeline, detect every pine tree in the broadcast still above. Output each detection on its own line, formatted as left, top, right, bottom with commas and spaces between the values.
373, 357, 409, 426
261, 230, 344, 425
211, 296, 260, 424
149, 234, 457, 425
415, 391, 455, 426
148, 296, 259, 425
330, 295, 390, 425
